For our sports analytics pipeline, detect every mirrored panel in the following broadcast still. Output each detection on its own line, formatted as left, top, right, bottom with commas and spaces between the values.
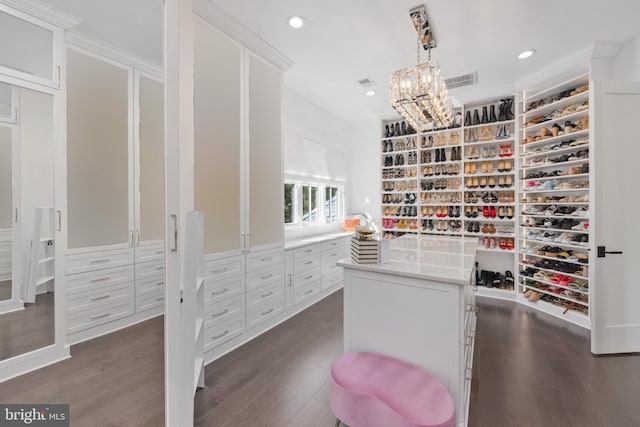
0, 85, 54, 361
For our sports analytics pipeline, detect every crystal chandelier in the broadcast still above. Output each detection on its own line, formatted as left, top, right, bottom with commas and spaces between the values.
389, 6, 453, 132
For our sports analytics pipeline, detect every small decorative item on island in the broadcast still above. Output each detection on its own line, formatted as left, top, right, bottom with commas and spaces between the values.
351, 228, 381, 264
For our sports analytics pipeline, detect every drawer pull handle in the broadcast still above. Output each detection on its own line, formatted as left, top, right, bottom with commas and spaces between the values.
304, 261, 313, 265
90, 277, 110, 283
211, 309, 229, 318
156, 297, 164, 302
261, 273, 273, 280
465, 304, 478, 313
261, 308, 274, 316
261, 291, 274, 298
91, 313, 111, 321
261, 256, 273, 262
465, 367, 473, 381
304, 249, 312, 253
304, 289, 314, 295
90, 294, 111, 302
155, 251, 164, 255
156, 281, 164, 286
304, 275, 313, 280
155, 266, 164, 271
211, 288, 228, 296
90, 258, 110, 264
212, 330, 229, 340
212, 267, 228, 274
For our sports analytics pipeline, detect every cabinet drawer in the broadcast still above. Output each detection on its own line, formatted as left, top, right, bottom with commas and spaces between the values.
321, 260, 343, 277
136, 289, 165, 312
67, 298, 134, 334
321, 238, 344, 252
322, 271, 343, 291
322, 246, 345, 264
67, 281, 133, 311
205, 256, 244, 280
246, 264, 283, 291
135, 259, 165, 281
136, 275, 165, 297
204, 314, 245, 351
66, 265, 134, 295
245, 248, 283, 272
293, 254, 321, 274
294, 267, 321, 289
247, 297, 284, 329
205, 294, 244, 327
246, 280, 283, 308
67, 248, 133, 275
134, 244, 164, 264
294, 244, 321, 259
204, 274, 244, 304
294, 279, 322, 305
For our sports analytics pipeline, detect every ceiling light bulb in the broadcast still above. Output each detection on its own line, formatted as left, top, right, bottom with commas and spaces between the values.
518, 49, 537, 59
288, 15, 305, 29
366, 90, 376, 97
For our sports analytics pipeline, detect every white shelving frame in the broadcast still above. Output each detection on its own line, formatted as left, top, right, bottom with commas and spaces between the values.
516, 72, 591, 328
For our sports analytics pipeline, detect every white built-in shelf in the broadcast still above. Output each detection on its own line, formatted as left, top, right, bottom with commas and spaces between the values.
521, 225, 589, 235
520, 214, 589, 220
521, 157, 589, 171
521, 109, 589, 133
519, 281, 588, 306
518, 263, 589, 285
520, 143, 589, 159
520, 129, 589, 150
464, 119, 515, 130
519, 238, 587, 251
382, 133, 418, 141
525, 72, 589, 102
520, 251, 588, 267
521, 173, 589, 183
520, 91, 590, 120
463, 138, 516, 147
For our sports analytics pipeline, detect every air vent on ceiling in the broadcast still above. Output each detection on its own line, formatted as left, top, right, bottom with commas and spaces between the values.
445, 71, 478, 89
357, 77, 376, 88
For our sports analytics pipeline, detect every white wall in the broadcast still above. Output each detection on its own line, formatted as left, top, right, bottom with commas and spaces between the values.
347, 118, 381, 229
283, 87, 352, 240
613, 35, 640, 81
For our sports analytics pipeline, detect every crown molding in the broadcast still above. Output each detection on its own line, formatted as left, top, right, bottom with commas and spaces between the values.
193, 0, 294, 72
66, 32, 163, 79
0, 0, 80, 30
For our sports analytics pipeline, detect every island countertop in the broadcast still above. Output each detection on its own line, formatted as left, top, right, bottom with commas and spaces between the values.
337, 235, 478, 286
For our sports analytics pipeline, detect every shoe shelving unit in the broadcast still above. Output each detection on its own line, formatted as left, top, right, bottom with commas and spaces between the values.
516, 72, 591, 327
461, 97, 517, 259
381, 100, 518, 300
381, 120, 420, 235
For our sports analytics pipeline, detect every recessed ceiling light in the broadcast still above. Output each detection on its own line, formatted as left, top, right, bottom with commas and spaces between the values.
518, 49, 537, 60
366, 90, 376, 97
288, 15, 305, 29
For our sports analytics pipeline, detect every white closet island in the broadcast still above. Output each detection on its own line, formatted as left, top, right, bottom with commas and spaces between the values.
338, 235, 478, 427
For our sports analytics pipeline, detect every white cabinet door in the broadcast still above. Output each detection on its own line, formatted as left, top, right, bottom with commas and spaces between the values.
246, 53, 283, 251
194, 18, 243, 255
67, 49, 133, 250
592, 80, 640, 354
135, 73, 164, 246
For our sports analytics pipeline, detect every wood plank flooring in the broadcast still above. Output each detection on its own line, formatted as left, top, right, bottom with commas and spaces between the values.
0, 292, 54, 360
1, 290, 640, 427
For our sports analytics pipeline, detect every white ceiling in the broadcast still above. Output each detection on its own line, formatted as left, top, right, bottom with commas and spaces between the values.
41, 0, 640, 123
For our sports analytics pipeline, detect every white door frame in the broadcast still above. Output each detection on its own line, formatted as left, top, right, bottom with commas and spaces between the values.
164, 0, 195, 425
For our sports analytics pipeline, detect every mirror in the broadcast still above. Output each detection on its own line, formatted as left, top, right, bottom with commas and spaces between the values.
0, 84, 55, 361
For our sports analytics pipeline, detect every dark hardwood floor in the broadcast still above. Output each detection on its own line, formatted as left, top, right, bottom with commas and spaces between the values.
469, 296, 640, 427
1, 290, 639, 427
0, 292, 54, 361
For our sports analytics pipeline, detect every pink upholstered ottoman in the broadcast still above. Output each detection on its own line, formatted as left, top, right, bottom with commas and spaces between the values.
329, 352, 455, 427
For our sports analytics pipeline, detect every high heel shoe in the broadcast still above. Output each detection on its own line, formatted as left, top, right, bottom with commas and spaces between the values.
483, 206, 489, 218
479, 176, 487, 188
498, 206, 505, 219
498, 159, 505, 172
488, 176, 496, 188
504, 159, 512, 172
486, 161, 494, 173
490, 206, 497, 218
